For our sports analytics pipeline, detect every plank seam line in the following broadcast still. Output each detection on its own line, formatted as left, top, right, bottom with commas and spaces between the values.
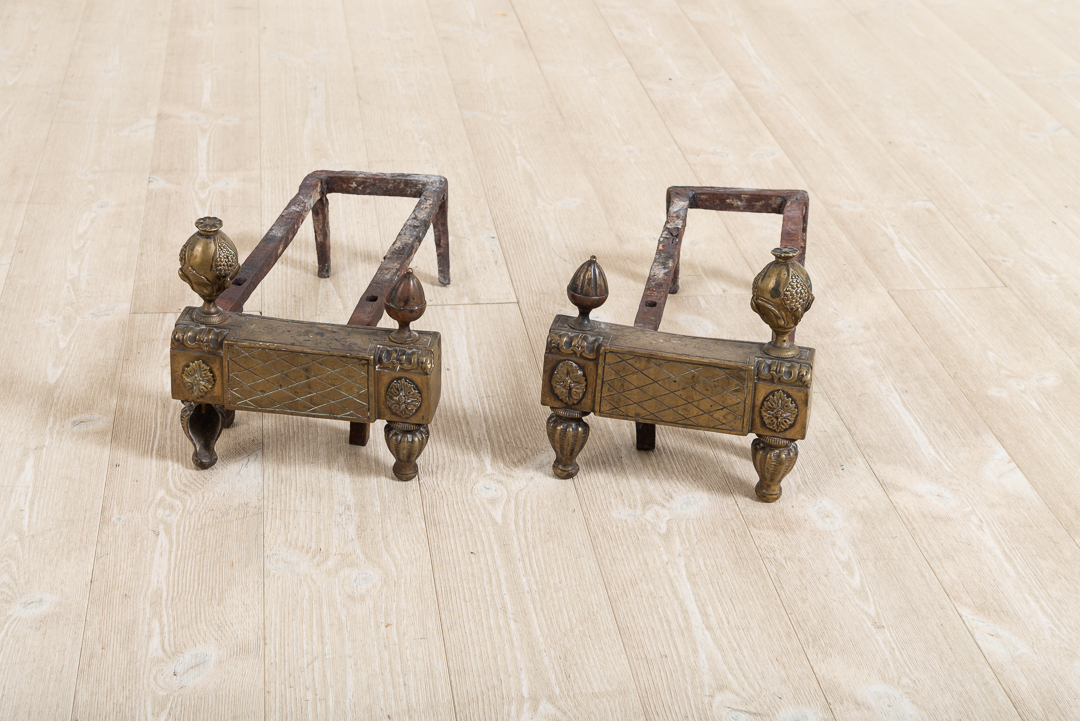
416, 465, 461, 721
677, 1, 1022, 713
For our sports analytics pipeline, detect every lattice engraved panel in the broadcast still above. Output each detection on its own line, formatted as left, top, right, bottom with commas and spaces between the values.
226, 343, 370, 420
598, 351, 750, 434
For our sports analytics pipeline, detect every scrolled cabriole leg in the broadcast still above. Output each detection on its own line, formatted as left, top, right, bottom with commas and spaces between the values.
181, 401, 226, 469
751, 435, 798, 502
384, 422, 429, 481
546, 408, 590, 479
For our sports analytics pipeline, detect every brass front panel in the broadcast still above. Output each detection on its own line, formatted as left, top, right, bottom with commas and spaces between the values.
597, 350, 752, 434
225, 342, 372, 421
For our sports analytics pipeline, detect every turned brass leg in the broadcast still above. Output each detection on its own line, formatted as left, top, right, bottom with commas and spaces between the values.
181, 401, 226, 469
751, 435, 798, 502
546, 408, 590, 479
384, 422, 429, 481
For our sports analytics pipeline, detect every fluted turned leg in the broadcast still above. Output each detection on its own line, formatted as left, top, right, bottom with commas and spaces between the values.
546, 408, 590, 479
384, 422, 429, 481
751, 435, 798, 502
181, 402, 226, 469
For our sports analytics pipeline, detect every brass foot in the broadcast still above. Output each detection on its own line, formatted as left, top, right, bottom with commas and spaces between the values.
751, 435, 798, 502
546, 408, 590, 479
384, 422, 429, 481
181, 402, 226, 469
222, 408, 235, 429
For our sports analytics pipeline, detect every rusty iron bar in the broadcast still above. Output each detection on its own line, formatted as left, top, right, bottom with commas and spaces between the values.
215, 169, 450, 446
632, 186, 809, 450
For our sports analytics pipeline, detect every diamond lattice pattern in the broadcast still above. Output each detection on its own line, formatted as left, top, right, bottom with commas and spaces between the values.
226, 344, 370, 420
599, 352, 749, 433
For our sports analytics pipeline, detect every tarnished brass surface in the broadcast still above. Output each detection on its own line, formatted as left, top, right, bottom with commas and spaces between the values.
170, 170, 449, 481
178, 217, 239, 325
540, 186, 816, 501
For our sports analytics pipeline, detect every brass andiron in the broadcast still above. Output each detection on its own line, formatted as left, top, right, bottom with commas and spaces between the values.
540, 187, 815, 501
171, 170, 449, 480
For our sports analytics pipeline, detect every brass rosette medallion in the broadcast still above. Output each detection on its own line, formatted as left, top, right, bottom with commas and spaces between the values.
181, 360, 215, 399
551, 359, 587, 405
386, 377, 422, 418
760, 389, 798, 433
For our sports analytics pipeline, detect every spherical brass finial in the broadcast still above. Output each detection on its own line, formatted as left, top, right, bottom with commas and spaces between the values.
178, 216, 239, 325
386, 269, 426, 344
567, 255, 608, 330
750, 246, 814, 357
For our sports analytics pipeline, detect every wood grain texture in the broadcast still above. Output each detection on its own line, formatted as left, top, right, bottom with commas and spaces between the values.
921, 0, 1080, 143
342, 0, 517, 307
0, 0, 170, 716
426, 0, 635, 343
515, 1, 1022, 716
680, 0, 1080, 716
3, 0, 1080, 716
257, 0, 380, 327
693, 0, 1080, 359
419, 303, 644, 720
0, 0, 87, 298
130, 0, 262, 315
72, 314, 263, 719
837, 0, 1080, 236
261, 414, 454, 719
254, 1, 457, 717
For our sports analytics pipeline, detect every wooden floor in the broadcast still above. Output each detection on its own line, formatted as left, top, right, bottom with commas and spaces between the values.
2, 0, 1080, 717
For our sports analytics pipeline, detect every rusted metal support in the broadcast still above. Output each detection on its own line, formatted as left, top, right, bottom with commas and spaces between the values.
632, 188, 808, 451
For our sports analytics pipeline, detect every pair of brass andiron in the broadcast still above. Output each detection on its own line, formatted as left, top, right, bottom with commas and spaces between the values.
171, 173, 814, 500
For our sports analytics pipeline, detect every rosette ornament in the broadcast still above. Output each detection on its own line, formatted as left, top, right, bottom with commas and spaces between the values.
750, 247, 814, 358
567, 255, 608, 330
178, 216, 239, 324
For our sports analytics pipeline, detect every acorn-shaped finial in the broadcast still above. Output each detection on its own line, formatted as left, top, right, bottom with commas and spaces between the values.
567, 256, 608, 330
386, 269, 426, 344
750, 246, 814, 358
178, 216, 239, 324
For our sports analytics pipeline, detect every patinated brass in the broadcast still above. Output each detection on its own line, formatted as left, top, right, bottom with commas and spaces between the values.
540, 186, 816, 501
171, 170, 449, 481
178, 216, 240, 325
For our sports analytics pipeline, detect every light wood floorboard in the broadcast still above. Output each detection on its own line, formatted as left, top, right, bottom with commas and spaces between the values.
0, 0, 1078, 718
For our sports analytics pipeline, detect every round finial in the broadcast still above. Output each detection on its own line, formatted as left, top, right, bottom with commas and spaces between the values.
567, 255, 608, 330
386, 269, 426, 344
750, 246, 813, 358
195, 216, 223, 235
179, 217, 239, 324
